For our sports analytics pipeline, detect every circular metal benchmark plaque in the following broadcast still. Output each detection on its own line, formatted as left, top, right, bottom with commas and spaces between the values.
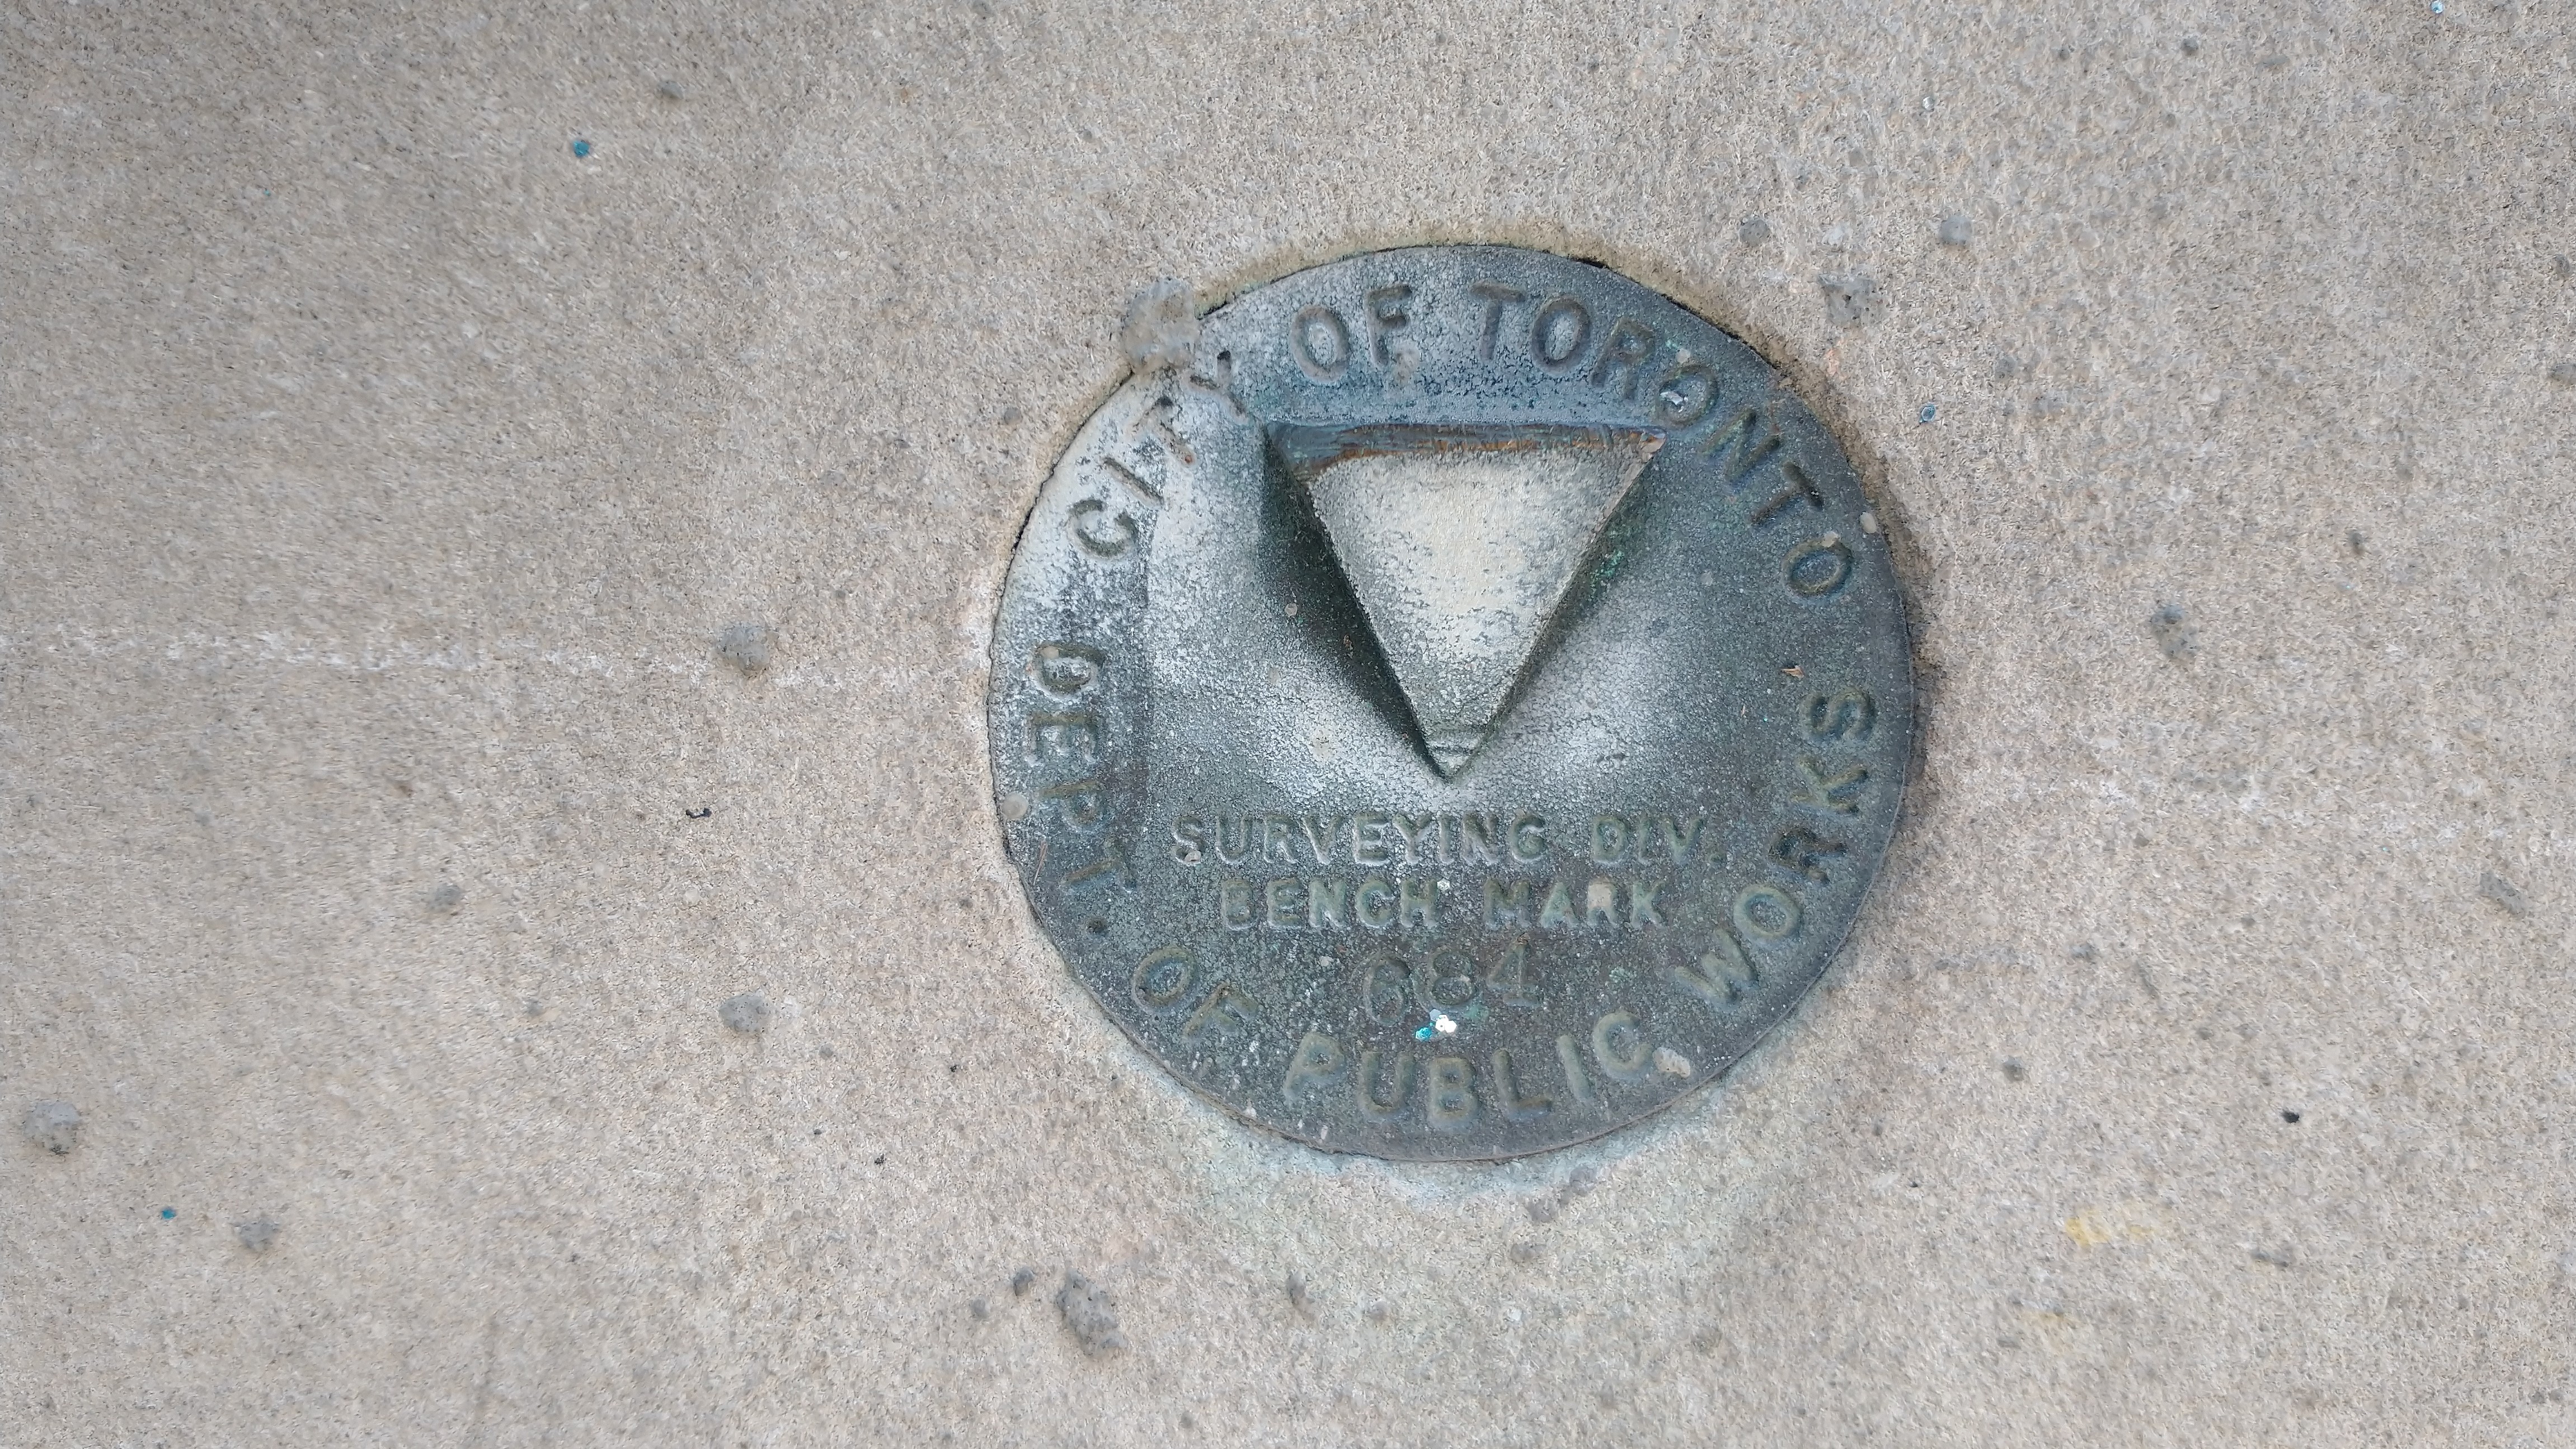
990, 246, 1913, 1161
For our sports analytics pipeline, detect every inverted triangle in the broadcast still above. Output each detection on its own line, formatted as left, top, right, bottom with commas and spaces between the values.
1271, 422, 1663, 778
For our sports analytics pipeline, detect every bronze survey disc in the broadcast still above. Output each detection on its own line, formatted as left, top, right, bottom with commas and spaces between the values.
989, 246, 1912, 1160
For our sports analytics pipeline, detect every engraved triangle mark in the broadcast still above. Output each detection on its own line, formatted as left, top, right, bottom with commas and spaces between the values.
1270, 422, 1663, 778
